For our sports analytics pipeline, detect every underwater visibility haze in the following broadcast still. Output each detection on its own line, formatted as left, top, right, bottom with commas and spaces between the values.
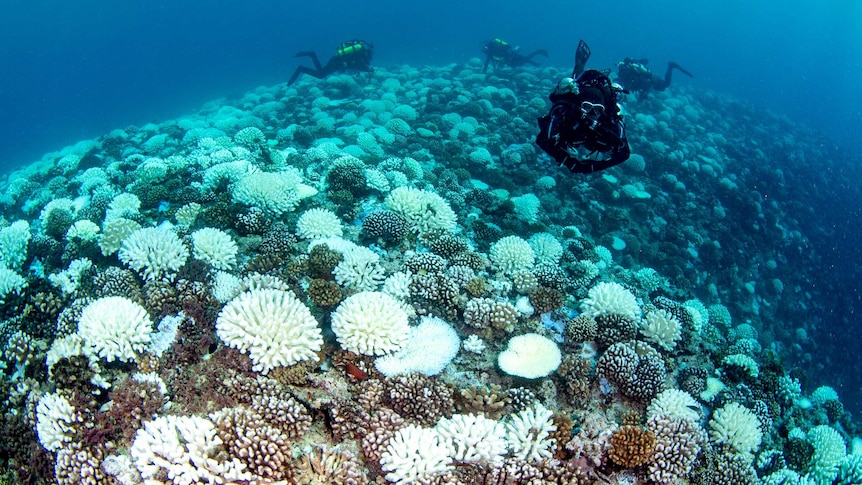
0, 0, 860, 483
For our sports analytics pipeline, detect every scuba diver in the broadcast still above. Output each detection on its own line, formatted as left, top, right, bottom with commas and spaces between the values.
616, 58, 693, 97
482, 38, 549, 73
535, 40, 631, 174
288, 39, 374, 86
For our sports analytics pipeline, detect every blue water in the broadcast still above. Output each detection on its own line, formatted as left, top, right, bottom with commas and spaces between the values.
1, 0, 860, 168
1, 0, 860, 411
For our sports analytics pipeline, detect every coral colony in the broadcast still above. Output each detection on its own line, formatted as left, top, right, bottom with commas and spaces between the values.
0, 58, 858, 485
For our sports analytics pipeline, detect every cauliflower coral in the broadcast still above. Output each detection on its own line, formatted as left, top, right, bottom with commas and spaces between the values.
330, 291, 410, 356
77, 296, 153, 363
216, 289, 323, 374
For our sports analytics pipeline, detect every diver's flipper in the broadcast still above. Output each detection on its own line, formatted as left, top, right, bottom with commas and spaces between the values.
294, 51, 325, 72
669, 61, 694, 77
573, 40, 591, 78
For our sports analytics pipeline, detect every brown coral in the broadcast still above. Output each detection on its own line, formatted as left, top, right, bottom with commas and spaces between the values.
294, 447, 367, 485
456, 384, 510, 420
385, 373, 455, 426
609, 425, 656, 468
307, 278, 343, 308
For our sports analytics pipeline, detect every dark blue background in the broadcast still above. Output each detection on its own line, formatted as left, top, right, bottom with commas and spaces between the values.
1, 0, 859, 168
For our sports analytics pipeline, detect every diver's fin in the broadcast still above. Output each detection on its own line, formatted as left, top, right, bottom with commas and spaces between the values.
573, 40, 591, 78
669, 61, 694, 77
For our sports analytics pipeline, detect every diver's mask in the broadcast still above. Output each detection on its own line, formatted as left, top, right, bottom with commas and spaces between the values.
580, 101, 605, 129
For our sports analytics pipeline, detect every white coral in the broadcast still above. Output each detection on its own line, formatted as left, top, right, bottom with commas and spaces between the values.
119, 227, 189, 281
380, 424, 452, 484
708, 402, 762, 457
384, 186, 457, 234
505, 403, 557, 462
528, 233, 563, 264
77, 296, 153, 363
231, 169, 306, 216
436, 414, 508, 465
296, 208, 343, 240
333, 246, 385, 291
640, 309, 682, 351
374, 316, 460, 377
191, 227, 238, 270
330, 291, 409, 356
131, 415, 251, 484
497, 333, 561, 379
216, 289, 322, 374
647, 389, 702, 422
490, 235, 535, 275
580, 281, 641, 320
36, 392, 81, 452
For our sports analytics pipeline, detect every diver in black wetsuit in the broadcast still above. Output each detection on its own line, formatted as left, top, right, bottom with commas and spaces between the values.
616, 58, 693, 97
535, 40, 631, 174
288, 40, 374, 86
482, 38, 549, 73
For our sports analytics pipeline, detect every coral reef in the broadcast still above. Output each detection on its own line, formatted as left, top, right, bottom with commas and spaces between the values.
0, 60, 857, 485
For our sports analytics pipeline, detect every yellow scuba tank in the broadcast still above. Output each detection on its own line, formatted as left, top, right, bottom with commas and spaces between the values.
337, 43, 363, 57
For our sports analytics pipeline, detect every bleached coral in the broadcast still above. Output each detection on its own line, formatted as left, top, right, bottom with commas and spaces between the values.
296, 207, 343, 240
0, 220, 31, 269
528, 232, 563, 264
380, 424, 451, 484
99, 218, 142, 256
231, 168, 312, 216
211, 271, 242, 303
505, 403, 557, 462
436, 414, 508, 465
580, 281, 641, 320
374, 316, 460, 377
489, 235, 535, 275
104, 193, 141, 224
77, 296, 153, 363
806, 425, 847, 485
119, 227, 189, 281
640, 309, 682, 351
384, 186, 457, 234
36, 392, 81, 452
708, 402, 762, 457
722, 353, 760, 378
0, 267, 27, 299
216, 289, 323, 374
511, 193, 541, 223
462, 334, 486, 354
48, 258, 93, 295
191, 227, 238, 270
497, 333, 561, 379
130, 415, 251, 484
330, 291, 409, 356
333, 245, 386, 291
647, 389, 701, 423
64, 219, 100, 242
